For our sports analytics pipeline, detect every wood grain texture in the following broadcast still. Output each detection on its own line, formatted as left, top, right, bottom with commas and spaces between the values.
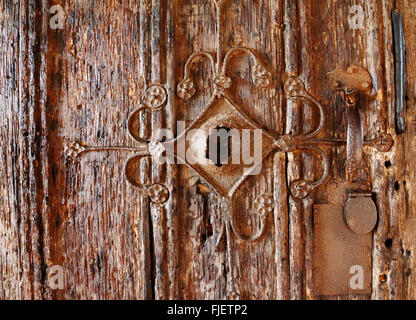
0, 0, 415, 300
397, 0, 416, 300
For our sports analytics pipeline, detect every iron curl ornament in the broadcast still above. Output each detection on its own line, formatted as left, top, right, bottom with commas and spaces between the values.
65, 83, 170, 206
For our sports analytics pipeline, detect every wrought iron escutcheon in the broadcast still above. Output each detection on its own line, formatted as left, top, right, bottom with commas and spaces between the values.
313, 66, 393, 296
64, 1, 393, 299
65, 0, 331, 299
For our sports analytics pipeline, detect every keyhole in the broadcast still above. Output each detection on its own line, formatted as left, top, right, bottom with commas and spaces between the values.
206, 127, 232, 167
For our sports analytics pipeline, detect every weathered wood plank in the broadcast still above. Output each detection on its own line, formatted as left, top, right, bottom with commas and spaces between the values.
397, 0, 416, 300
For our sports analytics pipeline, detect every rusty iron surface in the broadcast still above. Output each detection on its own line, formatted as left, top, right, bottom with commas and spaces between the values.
328, 66, 372, 94
313, 203, 373, 296
164, 96, 277, 198
392, 10, 407, 134
344, 193, 378, 235
345, 106, 364, 182
329, 66, 374, 183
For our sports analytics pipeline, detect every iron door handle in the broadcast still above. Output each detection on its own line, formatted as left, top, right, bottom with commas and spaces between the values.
329, 66, 372, 182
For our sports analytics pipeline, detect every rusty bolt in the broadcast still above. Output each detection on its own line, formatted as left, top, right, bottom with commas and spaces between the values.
148, 184, 170, 204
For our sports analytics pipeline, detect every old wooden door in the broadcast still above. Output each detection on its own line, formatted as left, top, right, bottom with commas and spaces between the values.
1, 0, 416, 300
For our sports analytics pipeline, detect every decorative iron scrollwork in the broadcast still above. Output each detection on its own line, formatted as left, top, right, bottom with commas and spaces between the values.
66, 83, 169, 206
65, 0, 393, 299
65, 0, 328, 254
